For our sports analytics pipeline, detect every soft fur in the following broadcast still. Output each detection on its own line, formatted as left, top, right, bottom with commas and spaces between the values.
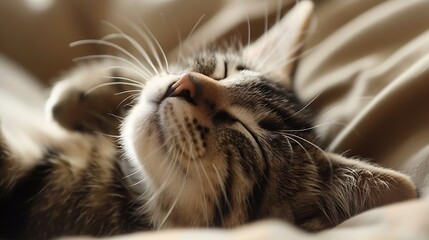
0, 1, 417, 239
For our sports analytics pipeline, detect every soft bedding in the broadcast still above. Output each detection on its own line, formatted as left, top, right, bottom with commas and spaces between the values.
1, 0, 429, 239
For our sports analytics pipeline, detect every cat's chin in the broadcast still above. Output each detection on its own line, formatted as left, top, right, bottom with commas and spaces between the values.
120, 76, 203, 186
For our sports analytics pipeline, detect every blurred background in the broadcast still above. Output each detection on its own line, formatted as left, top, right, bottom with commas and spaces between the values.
0, 0, 109, 83
0, 0, 291, 85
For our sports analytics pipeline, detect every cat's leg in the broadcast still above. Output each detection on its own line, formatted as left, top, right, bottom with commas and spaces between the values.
0, 122, 22, 194
46, 60, 144, 135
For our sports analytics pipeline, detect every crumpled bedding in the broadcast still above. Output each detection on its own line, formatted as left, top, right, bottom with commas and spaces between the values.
1, 0, 429, 239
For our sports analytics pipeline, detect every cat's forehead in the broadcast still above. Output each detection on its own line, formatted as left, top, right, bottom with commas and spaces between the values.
186, 50, 243, 74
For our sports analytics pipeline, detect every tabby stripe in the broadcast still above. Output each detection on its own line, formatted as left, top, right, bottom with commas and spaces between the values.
237, 147, 254, 174
254, 81, 311, 127
265, 100, 312, 132
244, 138, 269, 222
246, 166, 269, 221
213, 150, 234, 227
0, 150, 55, 239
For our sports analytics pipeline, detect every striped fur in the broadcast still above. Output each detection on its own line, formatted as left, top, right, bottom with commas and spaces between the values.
0, 2, 417, 239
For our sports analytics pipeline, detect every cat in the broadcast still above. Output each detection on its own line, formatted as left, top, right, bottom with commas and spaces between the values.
0, 1, 417, 239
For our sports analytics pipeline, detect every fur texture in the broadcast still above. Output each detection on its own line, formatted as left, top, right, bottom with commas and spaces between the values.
0, 1, 417, 239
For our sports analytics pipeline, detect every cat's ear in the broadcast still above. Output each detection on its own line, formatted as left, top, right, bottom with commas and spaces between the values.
243, 1, 314, 86
305, 152, 417, 229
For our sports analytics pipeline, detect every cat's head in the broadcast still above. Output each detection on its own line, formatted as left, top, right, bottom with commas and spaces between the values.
121, 1, 416, 230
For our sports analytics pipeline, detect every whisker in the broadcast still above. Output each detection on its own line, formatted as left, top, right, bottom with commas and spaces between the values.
177, 14, 206, 58
257, 28, 304, 72
70, 39, 153, 79
195, 162, 211, 227
284, 135, 313, 161
283, 122, 347, 133
132, 136, 177, 209
100, 75, 145, 86
257, 1, 269, 64
114, 89, 142, 96
128, 176, 147, 187
107, 112, 124, 121
146, 149, 177, 207
286, 90, 323, 121
133, 18, 170, 73
120, 163, 142, 178
284, 133, 334, 179
140, 136, 177, 205
157, 155, 189, 229
246, 15, 252, 48
73, 55, 151, 80
95, 132, 122, 139
187, 14, 206, 42
212, 163, 232, 226
259, 41, 303, 74
103, 65, 152, 82
260, 24, 320, 74
142, 116, 188, 212
101, 21, 160, 75
84, 82, 142, 96
175, 28, 184, 67
116, 93, 140, 109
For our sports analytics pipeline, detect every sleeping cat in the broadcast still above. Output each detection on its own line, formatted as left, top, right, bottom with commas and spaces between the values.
0, 1, 417, 239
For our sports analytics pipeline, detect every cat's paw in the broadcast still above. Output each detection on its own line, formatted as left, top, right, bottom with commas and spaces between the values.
46, 60, 143, 135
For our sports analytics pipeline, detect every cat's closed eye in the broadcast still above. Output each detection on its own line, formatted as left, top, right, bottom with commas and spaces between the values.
213, 110, 237, 125
258, 117, 283, 131
211, 60, 249, 80
236, 64, 249, 71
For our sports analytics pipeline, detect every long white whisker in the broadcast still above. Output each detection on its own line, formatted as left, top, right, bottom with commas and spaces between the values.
116, 93, 140, 109
73, 55, 151, 80
114, 90, 142, 96
259, 41, 303, 73
85, 82, 142, 95
257, 1, 269, 66
143, 115, 188, 209
284, 133, 334, 178
212, 163, 232, 226
101, 22, 160, 76
100, 75, 144, 86
187, 14, 206, 41
107, 112, 124, 121
196, 160, 211, 227
70, 39, 153, 78
133, 18, 170, 73
246, 15, 252, 48
103, 65, 152, 82
175, 28, 184, 67
284, 133, 329, 159
257, 25, 305, 72
285, 135, 313, 161
259, 25, 319, 74
286, 90, 322, 120
140, 136, 177, 205
157, 155, 189, 229
122, 168, 142, 180
283, 122, 347, 133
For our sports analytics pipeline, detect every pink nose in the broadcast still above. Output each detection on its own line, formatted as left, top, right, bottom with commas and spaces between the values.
172, 73, 197, 98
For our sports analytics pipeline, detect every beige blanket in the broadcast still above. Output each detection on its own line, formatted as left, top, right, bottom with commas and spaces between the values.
1, 0, 429, 239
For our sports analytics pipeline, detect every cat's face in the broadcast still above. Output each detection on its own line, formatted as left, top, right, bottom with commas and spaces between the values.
121, 1, 416, 230
122, 49, 315, 227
